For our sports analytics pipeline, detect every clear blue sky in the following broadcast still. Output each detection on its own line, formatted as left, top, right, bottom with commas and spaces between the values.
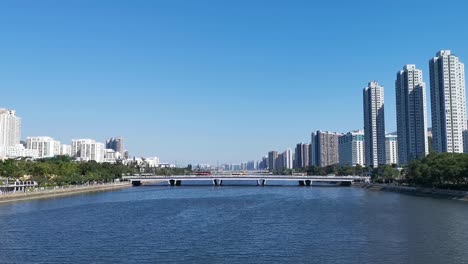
1, 0, 467, 165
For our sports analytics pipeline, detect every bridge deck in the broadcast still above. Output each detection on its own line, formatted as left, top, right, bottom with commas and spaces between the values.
124, 175, 370, 182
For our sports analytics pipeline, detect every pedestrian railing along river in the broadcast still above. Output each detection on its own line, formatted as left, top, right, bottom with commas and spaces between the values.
0, 182, 128, 197
123, 175, 371, 187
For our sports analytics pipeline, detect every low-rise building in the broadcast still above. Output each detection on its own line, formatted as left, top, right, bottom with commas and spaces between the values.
385, 134, 398, 165
26, 137, 61, 158
6, 144, 39, 159
104, 149, 118, 163
72, 139, 105, 162
145, 157, 160, 167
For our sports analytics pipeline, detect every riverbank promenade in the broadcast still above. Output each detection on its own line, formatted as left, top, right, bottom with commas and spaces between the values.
0, 182, 131, 204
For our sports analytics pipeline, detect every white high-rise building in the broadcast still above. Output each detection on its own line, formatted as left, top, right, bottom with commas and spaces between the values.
0, 109, 21, 157
60, 144, 72, 156
26, 137, 61, 158
363, 82, 386, 167
385, 134, 398, 165
72, 139, 105, 162
338, 130, 365, 167
283, 149, 293, 169
464, 121, 468, 153
429, 50, 467, 153
396, 65, 428, 165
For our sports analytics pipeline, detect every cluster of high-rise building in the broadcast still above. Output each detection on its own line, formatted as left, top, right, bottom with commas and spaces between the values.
265, 149, 293, 171
247, 50, 467, 171
2, 50, 466, 170
0, 108, 173, 169
0, 108, 129, 163
362, 50, 467, 167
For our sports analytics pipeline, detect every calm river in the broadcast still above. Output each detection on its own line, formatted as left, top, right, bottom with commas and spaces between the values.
0, 185, 467, 263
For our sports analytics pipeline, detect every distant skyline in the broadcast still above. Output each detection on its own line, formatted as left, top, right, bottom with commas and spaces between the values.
1, 0, 467, 164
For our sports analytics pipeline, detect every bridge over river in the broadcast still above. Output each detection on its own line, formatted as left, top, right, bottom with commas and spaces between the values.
123, 175, 371, 187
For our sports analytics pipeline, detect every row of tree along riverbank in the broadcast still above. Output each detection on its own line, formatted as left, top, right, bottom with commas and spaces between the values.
0, 156, 192, 188
1, 153, 467, 191
273, 153, 468, 191
0, 156, 136, 187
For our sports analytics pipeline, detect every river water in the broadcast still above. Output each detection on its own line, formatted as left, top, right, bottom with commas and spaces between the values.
0, 185, 467, 264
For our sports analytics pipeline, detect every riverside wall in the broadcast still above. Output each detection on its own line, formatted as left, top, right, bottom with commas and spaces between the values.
0, 182, 131, 205
358, 183, 468, 202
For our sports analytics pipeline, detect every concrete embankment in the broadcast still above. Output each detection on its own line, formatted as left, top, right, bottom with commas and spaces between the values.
0, 183, 131, 205
357, 183, 468, 202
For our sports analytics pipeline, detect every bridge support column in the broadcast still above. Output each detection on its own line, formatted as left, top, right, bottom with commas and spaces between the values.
175, 180, 182, 186
299, 180, 305, 186
169, 179, 175, 186
219, 180, 223, 186
131, 180, 142, 187
213, 179, 221, 186
257, 179, 266, 186
305, 180, 311, 187
340, 181, 351, 187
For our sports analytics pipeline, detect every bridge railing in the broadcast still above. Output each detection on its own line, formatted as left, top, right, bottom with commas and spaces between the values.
122, 175, 370, 180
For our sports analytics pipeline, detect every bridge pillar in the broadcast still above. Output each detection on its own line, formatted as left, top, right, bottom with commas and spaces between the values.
175, 180, 182, 186
213, 179, 221, 186
299, 180, 305, 186
219, 180, 223, 186
131, 181, 142, 186
340, 181, 351, 187
305, 180, 311, 187
257, 179, 266, 186
169, 179, 175, 186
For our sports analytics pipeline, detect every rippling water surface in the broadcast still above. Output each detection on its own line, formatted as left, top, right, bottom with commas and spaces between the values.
1, 185, 467, 263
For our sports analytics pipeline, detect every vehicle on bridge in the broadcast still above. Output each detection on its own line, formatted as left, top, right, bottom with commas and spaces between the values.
195, 171, 212, 176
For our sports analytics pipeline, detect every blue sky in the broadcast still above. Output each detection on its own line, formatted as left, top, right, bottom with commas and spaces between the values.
1, 0, 467, 165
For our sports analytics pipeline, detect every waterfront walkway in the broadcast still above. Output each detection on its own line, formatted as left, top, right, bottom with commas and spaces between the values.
0, 182, 131, 204
123, 175, 371, 186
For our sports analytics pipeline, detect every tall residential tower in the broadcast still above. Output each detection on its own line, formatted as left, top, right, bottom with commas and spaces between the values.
363, 81, 386, 167
268, 151, 278, 171
0, 109, 21, 157
294, 143, 310, 169
429, 50, 467, 153
311, 130, 341, 167
395, 65, 428, 164
106, 137, 124, 154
